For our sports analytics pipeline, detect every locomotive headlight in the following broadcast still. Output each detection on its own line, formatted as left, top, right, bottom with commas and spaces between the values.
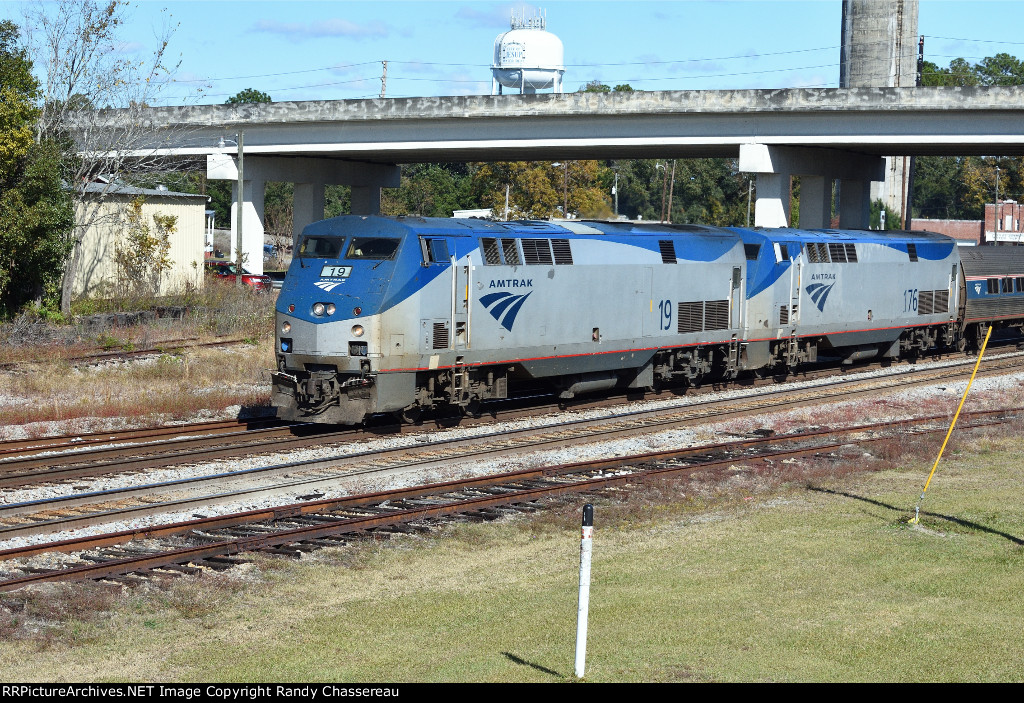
312, 302, 325, 316
281, 321, 291, 334
326, 303, 336, 316
351, 324, 365, 337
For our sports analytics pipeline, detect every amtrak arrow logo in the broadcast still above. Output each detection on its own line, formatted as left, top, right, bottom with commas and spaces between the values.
314, 280, 344, 292
805, 282, 835, 312
480, 291, 532, 331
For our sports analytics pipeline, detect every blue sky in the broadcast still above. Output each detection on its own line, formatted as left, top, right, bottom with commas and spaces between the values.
6, 0, 1024, 104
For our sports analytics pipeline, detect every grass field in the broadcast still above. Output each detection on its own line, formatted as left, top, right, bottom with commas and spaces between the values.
1, 427, 1022, 682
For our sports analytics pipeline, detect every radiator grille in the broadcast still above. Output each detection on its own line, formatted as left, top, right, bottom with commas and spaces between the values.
704, 300, 730, 330
521, 239, 553, 265
828, 243, 847, 263
918, 290, 934, 315
481, 238, 501, 265
919, 289, 949, 315
501, 238, 521, 266
677, 300, 730, 334
807, 242, 829, 263
551, 239, 574, 265
677, 302, 704, 334
779, 305, 789, 326
432, 322, 449, 350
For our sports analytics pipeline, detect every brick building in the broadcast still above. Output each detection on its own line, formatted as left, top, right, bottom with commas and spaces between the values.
911, 200, 1024, 246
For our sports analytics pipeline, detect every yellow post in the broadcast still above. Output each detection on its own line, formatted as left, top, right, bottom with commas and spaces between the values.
909, 325, 993, 524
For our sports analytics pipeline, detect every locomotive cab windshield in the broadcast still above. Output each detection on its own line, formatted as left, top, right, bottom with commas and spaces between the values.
298, 235, 345, 258
345, 237, 401, 260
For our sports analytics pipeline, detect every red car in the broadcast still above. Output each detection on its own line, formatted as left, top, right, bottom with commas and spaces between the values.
205, 261, 273, 291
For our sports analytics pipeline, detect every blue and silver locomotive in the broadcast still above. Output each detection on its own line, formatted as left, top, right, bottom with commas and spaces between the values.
271, 215, 1012, 425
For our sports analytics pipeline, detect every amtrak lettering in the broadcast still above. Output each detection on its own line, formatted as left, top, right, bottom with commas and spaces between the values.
488, 279, 533, 288
810, 273, 836, 281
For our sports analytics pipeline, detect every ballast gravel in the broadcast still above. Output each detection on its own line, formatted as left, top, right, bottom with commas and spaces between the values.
1, 351, 1023, 552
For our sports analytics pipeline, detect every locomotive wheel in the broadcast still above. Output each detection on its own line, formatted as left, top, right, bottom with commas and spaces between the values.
399, 406, 424, 424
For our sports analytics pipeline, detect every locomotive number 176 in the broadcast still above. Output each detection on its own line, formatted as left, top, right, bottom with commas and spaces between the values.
904, 288, 918, 312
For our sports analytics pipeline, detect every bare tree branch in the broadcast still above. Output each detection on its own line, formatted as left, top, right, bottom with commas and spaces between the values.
22, 0, 194, 314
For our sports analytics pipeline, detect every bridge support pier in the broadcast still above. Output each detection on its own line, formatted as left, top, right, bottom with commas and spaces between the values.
293, 183, 326, 241
739, 144, 884, 230
208, 154, 400, 274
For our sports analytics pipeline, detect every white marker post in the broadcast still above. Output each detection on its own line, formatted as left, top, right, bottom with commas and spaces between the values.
574, 503, 594, 678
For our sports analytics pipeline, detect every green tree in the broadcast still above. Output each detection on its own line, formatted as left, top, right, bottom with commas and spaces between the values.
470, 160, 611, 219
914, 53, 1024, 220
226, 88, 273, 104
975, 53, 1024, 86
0, 21, 37, 182
580, 80, 611, 93
113, 197, 174, 298
0, 20, 75, 316
921, 58, 979, 87
382, 163, 473, 217
579, 81, 634, 94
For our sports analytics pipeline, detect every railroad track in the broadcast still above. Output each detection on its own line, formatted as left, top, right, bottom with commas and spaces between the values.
2, 350, 1023, 546
0, 420, 349, 489
4, 346, 1023, 492
0, 417, 284, 459
0, 408, 1017, 591
0, 337, 251, 372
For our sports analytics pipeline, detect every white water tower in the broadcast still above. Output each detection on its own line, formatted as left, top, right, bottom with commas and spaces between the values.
491, 9, 564, 95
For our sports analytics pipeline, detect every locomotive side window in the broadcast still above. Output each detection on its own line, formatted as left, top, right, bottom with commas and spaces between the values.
298, 236, 345, 258
420, 238, 450, 263
744, 243, 761, 261
346, 237, 400, 260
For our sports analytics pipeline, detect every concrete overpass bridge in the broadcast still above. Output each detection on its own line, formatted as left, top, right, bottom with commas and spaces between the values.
117, 86, 1024, 273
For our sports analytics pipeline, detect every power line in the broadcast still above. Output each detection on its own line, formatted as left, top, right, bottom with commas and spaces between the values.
165, 47, 842, 88
172, 61, 381, 84
930, 35, 1024, 46
387, 63, 836, 86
